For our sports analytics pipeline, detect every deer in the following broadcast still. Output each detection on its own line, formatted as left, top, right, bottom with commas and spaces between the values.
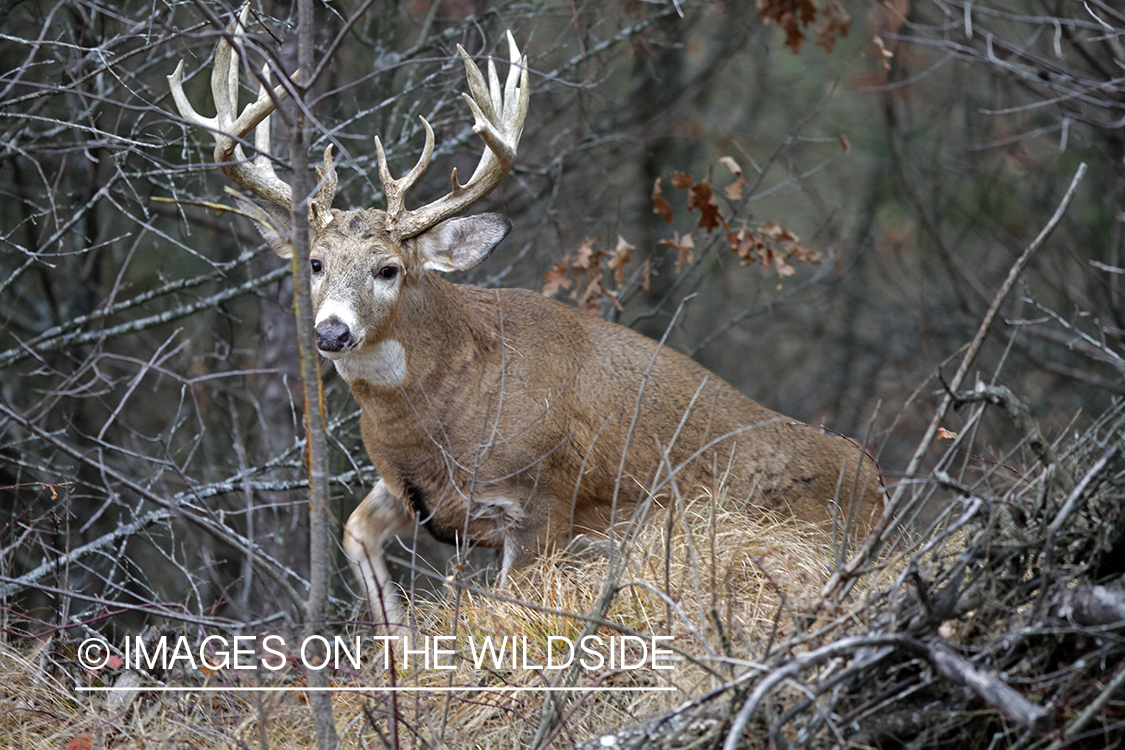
169, 10, 883, 628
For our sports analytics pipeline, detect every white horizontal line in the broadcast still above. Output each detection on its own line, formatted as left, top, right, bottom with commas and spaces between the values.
77, 686, 676, 693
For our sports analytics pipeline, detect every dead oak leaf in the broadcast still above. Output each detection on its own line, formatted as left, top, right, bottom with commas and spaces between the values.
816, 0, 851, 53
542, 257, 572, 297
572, 236, 603, 270
757, 0, 818, 53
762, 222, 821, 266
760, 221, 797, 243
761, 244, 797, 278
757, 0, 846, 54
659, 233, 695, 273
688, 179, 727, 233
608, 236, 636, 286
718, 156, 746, 201
578, 275, 613, 314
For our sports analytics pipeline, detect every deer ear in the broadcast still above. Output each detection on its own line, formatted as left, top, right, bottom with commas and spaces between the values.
416, 213, 511, 272
233, 195, 294, 259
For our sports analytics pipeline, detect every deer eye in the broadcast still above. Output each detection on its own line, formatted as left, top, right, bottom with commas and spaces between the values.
377, 265, 399, 280
310, 259, 323, 274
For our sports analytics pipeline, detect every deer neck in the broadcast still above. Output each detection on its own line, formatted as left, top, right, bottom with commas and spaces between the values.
332, 273, 491, 395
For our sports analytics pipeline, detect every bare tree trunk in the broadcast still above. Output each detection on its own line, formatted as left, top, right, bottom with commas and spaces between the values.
291, 0, 337, 746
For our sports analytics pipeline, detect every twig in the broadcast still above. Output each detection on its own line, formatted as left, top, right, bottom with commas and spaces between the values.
1048, 662, 1125, 748
1035, 443, 1119, 618
722, 635, 903, 750
905, 160, 1087, 503
722, 635, 1047, 750
822, 161, 1087, 600
951, 383, 1075, 494
926, 641, 1048, 727
0, 264, 289, 370
0, 509, 170, 599
0, 396, 309, 609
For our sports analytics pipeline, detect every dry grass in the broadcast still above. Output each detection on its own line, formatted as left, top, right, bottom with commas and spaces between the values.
1, 495, 844, 749
389, 498, 840, 748
8, 420, 1124, 750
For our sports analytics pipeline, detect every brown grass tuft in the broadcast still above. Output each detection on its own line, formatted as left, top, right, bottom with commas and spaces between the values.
1, 494, 842, 749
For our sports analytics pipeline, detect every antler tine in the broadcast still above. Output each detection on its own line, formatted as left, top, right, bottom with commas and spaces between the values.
311, 146, 339, 230
459, 43, 498, 127
458, 32, 529, 184
375, 117, 436, 224
168, 59, 218, 133
380, 32, 530, 243
167, 3, 339, 222
209, 5, 244, 134
253, 64, 273, 156
502, 31, 527, 129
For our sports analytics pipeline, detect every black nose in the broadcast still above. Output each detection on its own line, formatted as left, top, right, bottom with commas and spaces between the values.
316, 319, 352, 352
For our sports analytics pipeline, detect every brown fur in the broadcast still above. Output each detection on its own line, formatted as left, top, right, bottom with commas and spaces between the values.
247, 205, 882, 626
353, 274, 880, 548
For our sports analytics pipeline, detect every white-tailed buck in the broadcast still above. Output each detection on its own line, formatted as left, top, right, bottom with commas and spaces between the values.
170, 11, 882, 627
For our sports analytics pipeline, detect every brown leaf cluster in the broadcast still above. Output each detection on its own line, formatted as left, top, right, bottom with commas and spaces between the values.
815, 0, 851, 52
756, 0, 851, 54
727, 221, 821, 280
607, 236, 635, 286
655, 165, 744, 235
542, 257, 572, 298
543, 236, 644, 314
652, 158, 824, 283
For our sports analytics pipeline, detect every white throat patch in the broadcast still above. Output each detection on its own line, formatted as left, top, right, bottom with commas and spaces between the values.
332, 339, 408, 387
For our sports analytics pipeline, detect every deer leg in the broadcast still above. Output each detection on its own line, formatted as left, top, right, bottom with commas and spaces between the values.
344, 478, 416, 629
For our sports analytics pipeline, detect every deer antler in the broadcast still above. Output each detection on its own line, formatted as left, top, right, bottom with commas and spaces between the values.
376, 31, 530, 243
167, 4, 337, 233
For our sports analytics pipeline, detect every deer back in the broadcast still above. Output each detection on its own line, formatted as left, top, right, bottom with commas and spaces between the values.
344, 270, 881, 549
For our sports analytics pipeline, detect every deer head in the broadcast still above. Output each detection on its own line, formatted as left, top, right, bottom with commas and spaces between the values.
168, 7, 529, 360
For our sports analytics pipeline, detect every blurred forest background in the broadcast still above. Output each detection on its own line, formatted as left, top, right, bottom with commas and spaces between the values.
2, 0, 1124, 726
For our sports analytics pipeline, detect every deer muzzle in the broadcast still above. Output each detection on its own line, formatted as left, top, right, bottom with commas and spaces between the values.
315, 318, 353, 353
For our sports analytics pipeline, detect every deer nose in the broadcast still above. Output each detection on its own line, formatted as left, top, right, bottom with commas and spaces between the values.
316, 319, 352, 352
